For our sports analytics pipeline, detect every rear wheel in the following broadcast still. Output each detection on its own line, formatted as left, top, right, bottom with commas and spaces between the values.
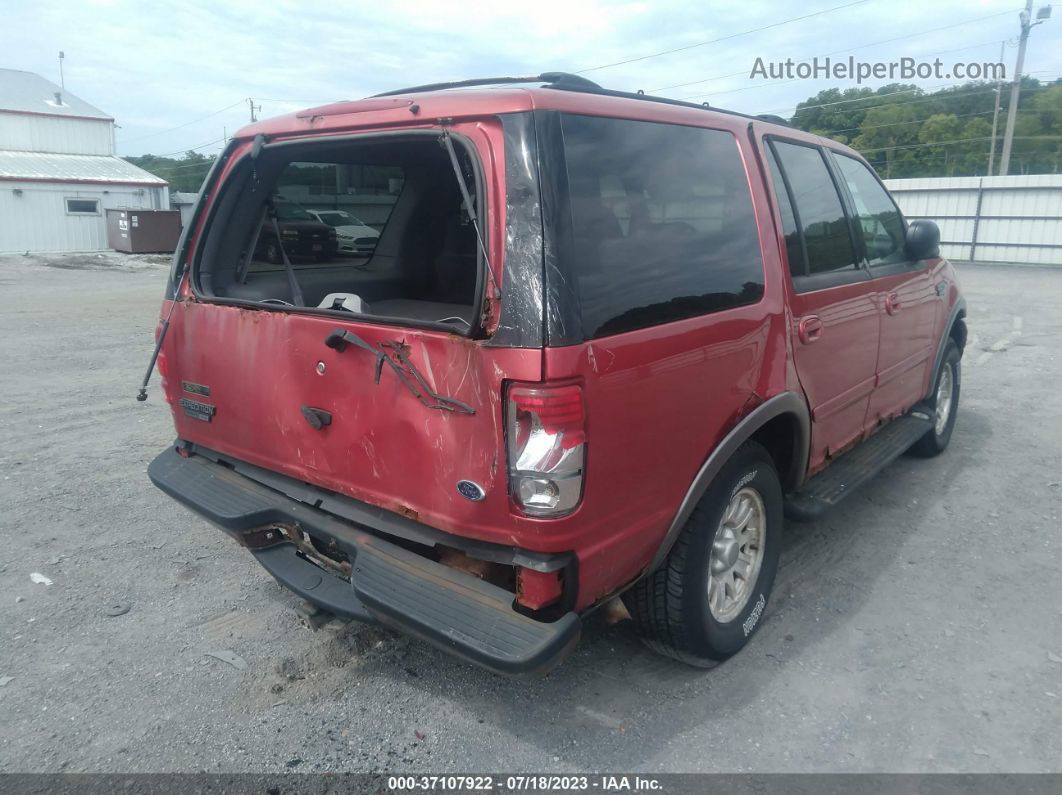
909, 340, 961, 457
623, 441, 782, 666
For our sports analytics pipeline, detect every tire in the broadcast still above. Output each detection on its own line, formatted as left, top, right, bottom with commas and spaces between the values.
265, 240, 282, 265
909, 339, 961, 458
623, 441, 783, 666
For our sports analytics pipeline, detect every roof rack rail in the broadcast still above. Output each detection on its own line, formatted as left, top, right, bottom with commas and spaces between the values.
546, 82, 714, 112
371, 72, 601, 98
756, 114, 792, 127
544, 82, 794, 127
369, 72, 795, 129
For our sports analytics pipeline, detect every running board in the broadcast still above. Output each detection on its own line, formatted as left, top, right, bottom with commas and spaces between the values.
785, 411, 933, 522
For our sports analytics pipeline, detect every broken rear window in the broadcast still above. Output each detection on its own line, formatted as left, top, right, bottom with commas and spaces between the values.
194, 135, 484, 334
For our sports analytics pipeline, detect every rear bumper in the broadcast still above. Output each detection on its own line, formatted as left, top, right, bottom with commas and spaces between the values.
148, 445, 580, 677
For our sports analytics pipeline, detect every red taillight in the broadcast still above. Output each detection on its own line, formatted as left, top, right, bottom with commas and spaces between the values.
506, 383, 586, 517
509, 386, 585, 448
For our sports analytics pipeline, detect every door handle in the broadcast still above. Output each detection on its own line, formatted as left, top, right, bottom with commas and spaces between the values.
884, 292, 901, 315
798, 315, 823, 345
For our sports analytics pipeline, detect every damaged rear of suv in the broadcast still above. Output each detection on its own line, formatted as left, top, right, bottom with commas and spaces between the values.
148, 77, 593, 676
146, 73, 964, 676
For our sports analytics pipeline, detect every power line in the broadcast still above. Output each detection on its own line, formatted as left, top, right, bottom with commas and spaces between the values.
575, 0, 872, 74
866, 147, 1051, 167
763, 82, 959, 114
136, 158, 219, 175
651, 8, 1021, 92
120, 96, 329, 155
825, 109, 998, 136
116, 99, 246, 145
858, 134, 1062, 154
253, 97, 329, 104
760, 75, 1058, 116
167, 158, 220, 171
155, 136, 226, 157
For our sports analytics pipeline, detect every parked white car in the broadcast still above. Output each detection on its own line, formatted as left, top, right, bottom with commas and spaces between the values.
305, 209, 380, 255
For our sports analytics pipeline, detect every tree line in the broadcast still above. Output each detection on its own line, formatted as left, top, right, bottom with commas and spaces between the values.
789, 77, 1062, 178
127, 76, 1062, 191
125, 150, 215, 194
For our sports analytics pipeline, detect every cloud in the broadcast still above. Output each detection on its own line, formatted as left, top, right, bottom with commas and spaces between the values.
2, 0, 1057, 156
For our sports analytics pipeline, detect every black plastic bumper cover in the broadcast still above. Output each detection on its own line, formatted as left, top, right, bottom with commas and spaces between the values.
148, 446, 580, 677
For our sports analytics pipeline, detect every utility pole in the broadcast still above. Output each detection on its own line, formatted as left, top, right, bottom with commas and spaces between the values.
988, 41, 1005, 176
58, 51, 65, 89
248, 98, 261, 123
1000, 1, 1051, 176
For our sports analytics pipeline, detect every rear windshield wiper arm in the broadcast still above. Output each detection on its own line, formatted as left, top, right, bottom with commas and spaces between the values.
324, 329, 475, 414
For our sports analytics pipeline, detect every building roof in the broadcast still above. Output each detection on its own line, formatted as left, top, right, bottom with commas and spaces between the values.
0, 150, 166, 185
0, 68, 112, 120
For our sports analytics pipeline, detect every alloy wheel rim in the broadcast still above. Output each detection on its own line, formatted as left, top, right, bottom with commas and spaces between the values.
707, 486, 766, 623
935, 363, 954, 436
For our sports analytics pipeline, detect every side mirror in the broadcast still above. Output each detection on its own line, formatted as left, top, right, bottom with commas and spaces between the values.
905, 219, 940, 261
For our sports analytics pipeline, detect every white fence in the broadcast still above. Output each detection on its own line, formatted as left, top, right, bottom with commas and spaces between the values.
883, 174, 1062, 266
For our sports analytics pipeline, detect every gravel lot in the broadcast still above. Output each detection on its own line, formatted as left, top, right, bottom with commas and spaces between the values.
0, 253, 1059, 773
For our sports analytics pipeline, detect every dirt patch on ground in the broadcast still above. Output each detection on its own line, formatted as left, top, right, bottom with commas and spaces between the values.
5, 251, 171, 272
240, 620, 418, 711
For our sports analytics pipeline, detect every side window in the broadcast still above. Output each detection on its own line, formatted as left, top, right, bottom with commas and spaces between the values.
771, 141, 857, 276
560, 114, 765, 339
66, 198, 100, 215
833, 153, 907, 266
764, 146, 806, 279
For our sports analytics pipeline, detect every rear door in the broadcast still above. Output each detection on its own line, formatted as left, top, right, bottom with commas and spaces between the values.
763, 138, 879, 471
829, 151, 942, 422
162, 123, 543, 541
166, 302, 539, 532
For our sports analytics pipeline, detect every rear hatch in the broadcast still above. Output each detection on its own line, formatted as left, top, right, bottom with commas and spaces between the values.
164, 302, 540, 535
159, 116, 545, 541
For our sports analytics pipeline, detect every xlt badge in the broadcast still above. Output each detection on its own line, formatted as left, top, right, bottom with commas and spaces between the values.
181, 381, 210, 396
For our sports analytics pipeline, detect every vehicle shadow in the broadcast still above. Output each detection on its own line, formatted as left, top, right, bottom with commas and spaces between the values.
323, 407, 991, 768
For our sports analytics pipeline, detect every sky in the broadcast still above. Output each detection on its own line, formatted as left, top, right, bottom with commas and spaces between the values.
4, 0, 1062, 157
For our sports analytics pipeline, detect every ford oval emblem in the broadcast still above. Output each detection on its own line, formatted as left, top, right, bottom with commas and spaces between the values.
456, 480, 486, 502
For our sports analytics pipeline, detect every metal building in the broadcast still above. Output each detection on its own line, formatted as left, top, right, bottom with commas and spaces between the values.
0, 69, 168, 254
884, 175, 1062, 266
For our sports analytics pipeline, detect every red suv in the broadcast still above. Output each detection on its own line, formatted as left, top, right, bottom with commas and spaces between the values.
144, 73, 965, 676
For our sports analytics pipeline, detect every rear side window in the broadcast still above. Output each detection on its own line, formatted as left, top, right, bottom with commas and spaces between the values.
832, 153, 907, 266
770, 141, 857, 276
560, 115, 764, 339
